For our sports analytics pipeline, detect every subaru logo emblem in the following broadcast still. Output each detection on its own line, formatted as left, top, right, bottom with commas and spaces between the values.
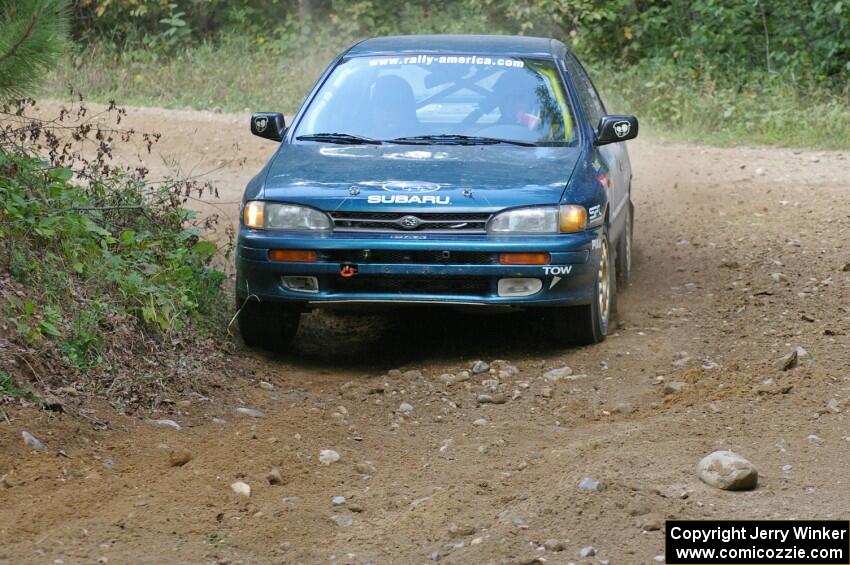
383, 181, 441, 193
398, 215, 421, 229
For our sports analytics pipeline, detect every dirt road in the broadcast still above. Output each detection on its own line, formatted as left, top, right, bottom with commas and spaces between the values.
1, 104, 849, 564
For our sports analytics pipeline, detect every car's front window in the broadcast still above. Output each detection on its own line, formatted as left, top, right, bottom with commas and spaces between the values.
294, 54, 576, 146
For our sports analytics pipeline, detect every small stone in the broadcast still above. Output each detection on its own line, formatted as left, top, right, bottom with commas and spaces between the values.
827, 399, 841, 414
258, 381, 274, 390
402, 369, 423, 379
627, 501, 652, 516
148, 419, 181, 431
331, 514, 353, 527
477, 393, 506, 404
543, 366, 572, 381
663, 381, 688, 395
449, 523, 476, 536
801, 313, 815, 322
236, 407, 266, 418
540, 387, 553, 398
842, 262, 850, 272
349, 502, 364, 513
454, 371, 471, 382
770, 272, 787, 283
579, 546, 596, 558
332, 495, 346, 506
354, 461, 376, 475
807, 434, 821, 443
439, 373, 456, 384
471, 360, 490, 374
319, 449, 341, 465
613, 402, 636, 414
774, 350, 798, 371
267, 468, 283, 485
168, 448, 192, 467
21, 431, 46, 450
472, 418, 488, 426
641, 513, 664, 531
578, 477, 603, 491
696, 450, 758, 490
543, 539, 566, 552
399, 402, 414, 414
231, 481, 251, 497
782, 464, 793, 472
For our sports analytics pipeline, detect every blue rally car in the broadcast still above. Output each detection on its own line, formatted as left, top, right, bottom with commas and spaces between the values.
236, 35, 638, 351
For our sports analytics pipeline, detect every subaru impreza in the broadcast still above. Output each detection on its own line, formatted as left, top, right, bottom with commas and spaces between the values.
236, 35, 638, 351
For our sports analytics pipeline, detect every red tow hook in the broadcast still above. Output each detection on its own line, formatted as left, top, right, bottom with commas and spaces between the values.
339, 263, 358, 278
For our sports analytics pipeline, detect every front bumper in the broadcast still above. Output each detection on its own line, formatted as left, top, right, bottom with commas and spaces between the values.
235, 229, 602, 307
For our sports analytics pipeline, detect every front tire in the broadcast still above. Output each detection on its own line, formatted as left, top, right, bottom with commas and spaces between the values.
237, 299, 300, 354
547, 229, 615, 346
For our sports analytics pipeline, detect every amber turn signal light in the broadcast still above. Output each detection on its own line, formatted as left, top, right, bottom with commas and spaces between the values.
559, 205, 587, 233
269, 249, 317, 262
498, 252, 550, 265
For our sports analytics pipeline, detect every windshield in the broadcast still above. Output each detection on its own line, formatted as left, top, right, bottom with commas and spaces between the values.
294, 54, 576, 146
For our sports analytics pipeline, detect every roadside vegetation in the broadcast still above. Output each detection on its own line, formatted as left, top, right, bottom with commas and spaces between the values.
0, 98, 230, 411
1, 2, 228, 412
42, 0, 850, 150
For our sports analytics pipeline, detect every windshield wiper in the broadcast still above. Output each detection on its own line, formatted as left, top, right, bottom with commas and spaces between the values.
388, 134, 536, 147
296, 133, 382, 145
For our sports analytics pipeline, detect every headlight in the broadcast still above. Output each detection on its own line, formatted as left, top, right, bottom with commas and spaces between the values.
487, 205, 587, 234
243, 201, 332, 231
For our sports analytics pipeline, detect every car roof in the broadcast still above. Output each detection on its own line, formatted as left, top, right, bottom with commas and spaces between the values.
347, 34, 562, 58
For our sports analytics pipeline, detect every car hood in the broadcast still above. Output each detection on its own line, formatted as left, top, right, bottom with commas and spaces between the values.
261, 143, 581, 213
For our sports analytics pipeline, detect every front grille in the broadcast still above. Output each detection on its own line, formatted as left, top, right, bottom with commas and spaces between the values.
320, 249, 496, 265
327, 276, 491, 296
330, 211, 492, 233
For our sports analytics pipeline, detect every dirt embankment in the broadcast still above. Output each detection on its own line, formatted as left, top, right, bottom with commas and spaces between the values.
1, 103, 849, 564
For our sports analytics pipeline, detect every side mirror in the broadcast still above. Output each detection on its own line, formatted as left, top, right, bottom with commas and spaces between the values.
251, 112, 286, 142
595, 115, 638, 145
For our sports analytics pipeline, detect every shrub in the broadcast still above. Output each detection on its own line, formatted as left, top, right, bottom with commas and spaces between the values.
0, 98, 227, 404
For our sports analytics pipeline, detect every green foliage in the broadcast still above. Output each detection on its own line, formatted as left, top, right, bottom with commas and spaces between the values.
0, 370, 38, 401
0, 148, 225, 369
482, 0, 849, 88
67, 0, 849, 88
594, 60, 850, 149
0, 0, 70, 100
